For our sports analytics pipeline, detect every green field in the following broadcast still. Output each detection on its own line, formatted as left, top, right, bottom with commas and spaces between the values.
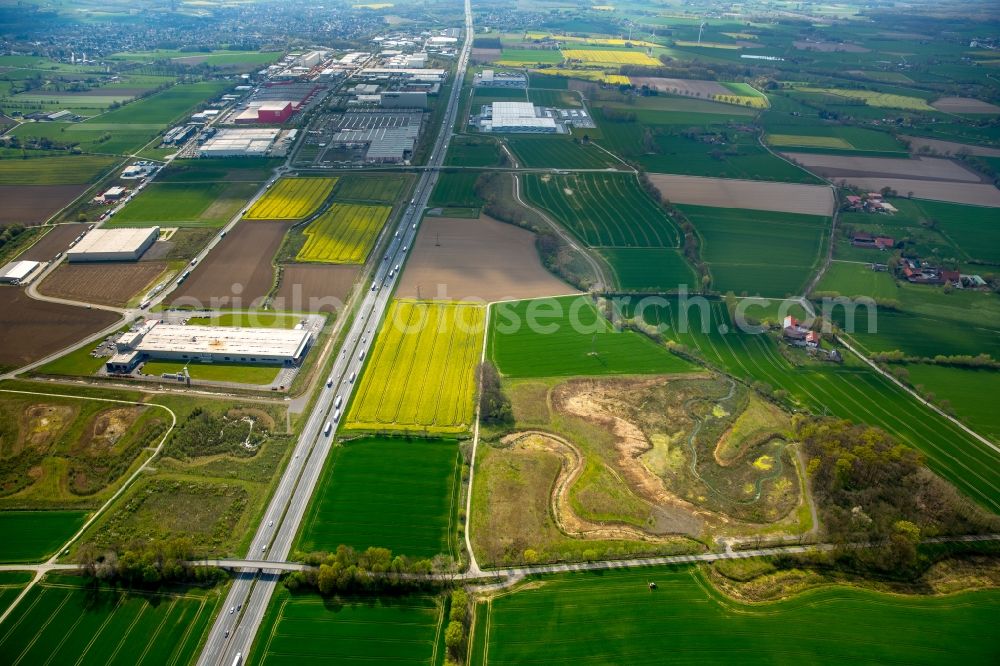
0, 155, 118, 185
297, 203, 391, 264
680, 205, 830, 297
814, 261, 899, 299
297, 438, 458, 558
470, 566, 1000, 665
334, 173, 410, 203
489, 295, 695, 378
252, 590, 443, 666
0, 511, 87, 562
429, 171, 483, 208
85, 81, 231, 126
108, 181, 260, 227
904, 365, 999, 441
0, 574, 222, 665
914, 200, 1000, 264
506, 136, 617, 169
600, 247, 697, 292
494, 48, 565, 65
522, 172, 680, 247
0, 572, 32, 615
140, 360, 281, 385
624, 298, 1000, 512
347, 301, 486, 435
445, 138, 502, 167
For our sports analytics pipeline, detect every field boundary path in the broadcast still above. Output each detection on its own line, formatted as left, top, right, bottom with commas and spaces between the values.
0, 389, 176, 626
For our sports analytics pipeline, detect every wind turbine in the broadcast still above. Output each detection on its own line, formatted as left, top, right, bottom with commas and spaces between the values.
698, 21, 707, 44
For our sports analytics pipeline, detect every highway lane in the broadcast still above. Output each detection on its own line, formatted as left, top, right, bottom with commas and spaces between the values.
197, 3, 474, 664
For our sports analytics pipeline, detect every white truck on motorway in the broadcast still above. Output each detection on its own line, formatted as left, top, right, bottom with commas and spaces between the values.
334, 395, 343, 409
323, 421, 332, 436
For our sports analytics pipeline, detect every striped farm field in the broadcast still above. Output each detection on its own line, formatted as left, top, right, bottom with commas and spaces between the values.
296, 203, 391, 264
346, 300, 486, 434
296, 437, 459, 558
252, 590, 443, 666
521, 173, 681, 248
767, 134, 854, 149
561, 49, 660, 66
0, 574, 222, 666
469, 566, 1000, 665
244, 177, 337, 220
622, 298, 1000, 512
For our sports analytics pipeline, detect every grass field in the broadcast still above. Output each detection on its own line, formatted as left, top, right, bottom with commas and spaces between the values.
140, 360, 281, 385
334, 173, 410, 203
814, 261, 899, 299
561, 49, 661, 66
600, 247, 698, 292
530, 69, 631, 85
767, 134, 854, 149
489, 295, 695, 378
244, 178, 337, 220
904, 365, 999, 441
0, 572, 32, 615
797, 87, 934, 111
679, 204, 830, 297
346, 301, 486, 434
109, 181, 259, 227
0, 155, 118, 185
0, 573, 222, 665
0, 511, 87, 562
297, 203, 391, 264
296, 438, 458, 558
506, 137, 617, 169
493, 48, 564, 66
914, 200, 1000, 264
429, 171, 482, 208
623, 298, 1000, 512
83, 80, 231, 126
522, 172, 680, 247
252, 589, 443, 666
469, 566, 1000, 665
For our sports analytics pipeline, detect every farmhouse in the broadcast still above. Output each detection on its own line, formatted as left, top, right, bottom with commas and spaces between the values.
0, 260, 43, 286
782, 315, 810, 340
899, 258, 960, 285
67, 227, 159, 262
851, 232, 895, 249
105, 320, 312, 373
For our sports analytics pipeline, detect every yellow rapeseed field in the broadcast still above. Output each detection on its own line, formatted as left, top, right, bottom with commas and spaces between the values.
561, 49, 661, 66
797, 87, 933, 111
346, 300, 486, 435
243, 177, 337, 220
532, 68, 631, 85
297, 203, 391, 264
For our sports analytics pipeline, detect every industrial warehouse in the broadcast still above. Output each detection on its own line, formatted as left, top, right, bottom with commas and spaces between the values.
479, 101, 559, 133
0, 260, 43, 285
199, 128, 282, 156
67, 227, 160, 262
105, 320, 313, 374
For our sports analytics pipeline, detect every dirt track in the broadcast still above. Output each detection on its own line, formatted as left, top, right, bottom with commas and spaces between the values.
647, 174, 834, 216
931, 97, 1000, 114
0, 287, 119, 370
0, 185, 88, 226
397, 213, 577, 302
39, 262, 168, 307
273, 263, 358, 314
170, 220, 288, 309
781, 153, 983, 182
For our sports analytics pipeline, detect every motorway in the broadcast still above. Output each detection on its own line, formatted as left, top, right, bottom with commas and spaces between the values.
195, 2, 475, 664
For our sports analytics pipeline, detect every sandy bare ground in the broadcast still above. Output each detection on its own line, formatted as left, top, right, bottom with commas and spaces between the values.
273, 263, 358, 314
793, 40, 868, 52
781, 153, 984, 182
931, 97, 1000, 114
18, 224, 85, 262
647, 173, 834, 216
396, 213, 577, 303
902, 135, 1000, 158
628, 77, 730, 97
825, 177, 1000, 207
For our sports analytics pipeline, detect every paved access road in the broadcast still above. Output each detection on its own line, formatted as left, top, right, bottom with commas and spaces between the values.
195, 3, 475, 664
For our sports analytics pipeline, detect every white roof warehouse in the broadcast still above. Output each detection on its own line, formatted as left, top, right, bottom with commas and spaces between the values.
105, 321, 313, 373
67, 227, 159, 262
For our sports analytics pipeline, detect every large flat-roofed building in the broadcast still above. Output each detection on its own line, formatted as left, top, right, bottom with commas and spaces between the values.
381, 91, 427, 109
105, 320, 312, 373
482, 101, 558, 133
198, 128, 281, 157
67, 227, 159, 262
0, 260, 42, 285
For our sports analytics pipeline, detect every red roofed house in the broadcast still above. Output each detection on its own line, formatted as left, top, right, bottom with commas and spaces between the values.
783, 315, 809, 340
874, 236, 895, 250
806, 331, 820, 348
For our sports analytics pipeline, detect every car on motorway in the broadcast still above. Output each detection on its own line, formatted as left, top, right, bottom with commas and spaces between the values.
334, 395, 343, 408
326, 376, 333, 387
349, 371, 356, 383
333, 409, 341, 421
371, 281, 377, 291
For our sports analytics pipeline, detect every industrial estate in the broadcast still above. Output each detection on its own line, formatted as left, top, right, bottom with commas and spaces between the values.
0, 0, 999, 664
